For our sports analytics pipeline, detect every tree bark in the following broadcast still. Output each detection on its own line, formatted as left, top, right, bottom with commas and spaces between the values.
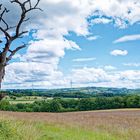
0, 64, 5, 100
0, 52, 6, 89
0, 65, 5, 89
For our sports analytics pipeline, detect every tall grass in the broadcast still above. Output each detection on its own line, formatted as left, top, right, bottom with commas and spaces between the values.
0, 109, 140, 140
0, 117, 42, 140
0, 116, 119, 140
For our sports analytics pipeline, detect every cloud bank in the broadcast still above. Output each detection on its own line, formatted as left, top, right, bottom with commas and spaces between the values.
1, 0, 140, 89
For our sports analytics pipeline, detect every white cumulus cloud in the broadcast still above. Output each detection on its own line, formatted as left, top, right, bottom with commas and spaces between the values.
123, 63, 140, 67
104, 65, 116, 70
114, 34, 140, 43
110, 50, 128, 56
91, 17, 112, 24
87, 35, 100, 41
1, 0, 140, 89
73, 57, 96, 62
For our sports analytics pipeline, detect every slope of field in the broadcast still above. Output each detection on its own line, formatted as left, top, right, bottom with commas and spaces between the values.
0, 109, 140, 140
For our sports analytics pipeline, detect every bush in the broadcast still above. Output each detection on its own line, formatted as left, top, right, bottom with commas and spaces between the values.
0, 100, 10, 111
0, 95, 140, 112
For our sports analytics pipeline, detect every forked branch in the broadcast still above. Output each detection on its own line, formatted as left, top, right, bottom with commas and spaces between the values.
6, 43, 26, 62
0, 0, 41, 62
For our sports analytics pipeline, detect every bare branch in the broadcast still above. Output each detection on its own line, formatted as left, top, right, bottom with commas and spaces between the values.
0, 5, 11, 39
0, 27, 11, 39
6, 43, 26, 62
0, 7, 10, 30
11, 0, 42, 39
0, 0, 41, 86
29, 0, 32, 9
0, 0, 41, 54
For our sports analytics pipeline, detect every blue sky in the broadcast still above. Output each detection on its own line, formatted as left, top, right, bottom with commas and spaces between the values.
1, 0, 140, 89
61, 23, 140, 72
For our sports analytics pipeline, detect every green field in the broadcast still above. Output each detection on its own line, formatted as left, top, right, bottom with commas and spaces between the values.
5, 96, 51, 104
0, 109, 140, 140
5, 96, 75, 104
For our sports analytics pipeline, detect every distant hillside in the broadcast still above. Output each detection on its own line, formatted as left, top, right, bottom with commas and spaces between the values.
1, 87, 140, 98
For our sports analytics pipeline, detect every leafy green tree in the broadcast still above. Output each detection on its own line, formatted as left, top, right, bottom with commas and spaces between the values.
0, 100, 10, 110
126, 95, 140, 108
77, 98, 96, 111
48, 99, 63, 112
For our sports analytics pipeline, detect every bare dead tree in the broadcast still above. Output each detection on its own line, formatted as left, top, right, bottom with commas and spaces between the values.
0, 0, 41, 92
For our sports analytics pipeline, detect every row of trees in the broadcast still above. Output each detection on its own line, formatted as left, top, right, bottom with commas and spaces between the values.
1, 91, 95, 98
1, 89, 130, 100
0, 95, 140, 112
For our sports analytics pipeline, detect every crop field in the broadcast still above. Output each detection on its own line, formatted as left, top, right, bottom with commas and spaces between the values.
4, 96, 75, 104
4, 96, 52, 104
0, 109, 140, 140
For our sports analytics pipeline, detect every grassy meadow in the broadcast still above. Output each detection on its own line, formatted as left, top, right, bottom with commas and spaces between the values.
0, 109, 140, 140
4, 96, 74, 104
4, 96, 51, 104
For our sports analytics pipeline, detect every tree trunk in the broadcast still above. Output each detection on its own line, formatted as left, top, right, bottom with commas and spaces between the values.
0, 51, 8, 100
0, 66, 5, 89
0, 65, 5, 101
0, 51, 7, 89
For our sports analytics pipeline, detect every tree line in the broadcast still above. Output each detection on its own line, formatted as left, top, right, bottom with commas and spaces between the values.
0, 95, 140, 112
1, 90, 129, 100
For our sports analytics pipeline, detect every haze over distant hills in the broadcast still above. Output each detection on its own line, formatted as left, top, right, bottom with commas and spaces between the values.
4, 87, 140, 97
